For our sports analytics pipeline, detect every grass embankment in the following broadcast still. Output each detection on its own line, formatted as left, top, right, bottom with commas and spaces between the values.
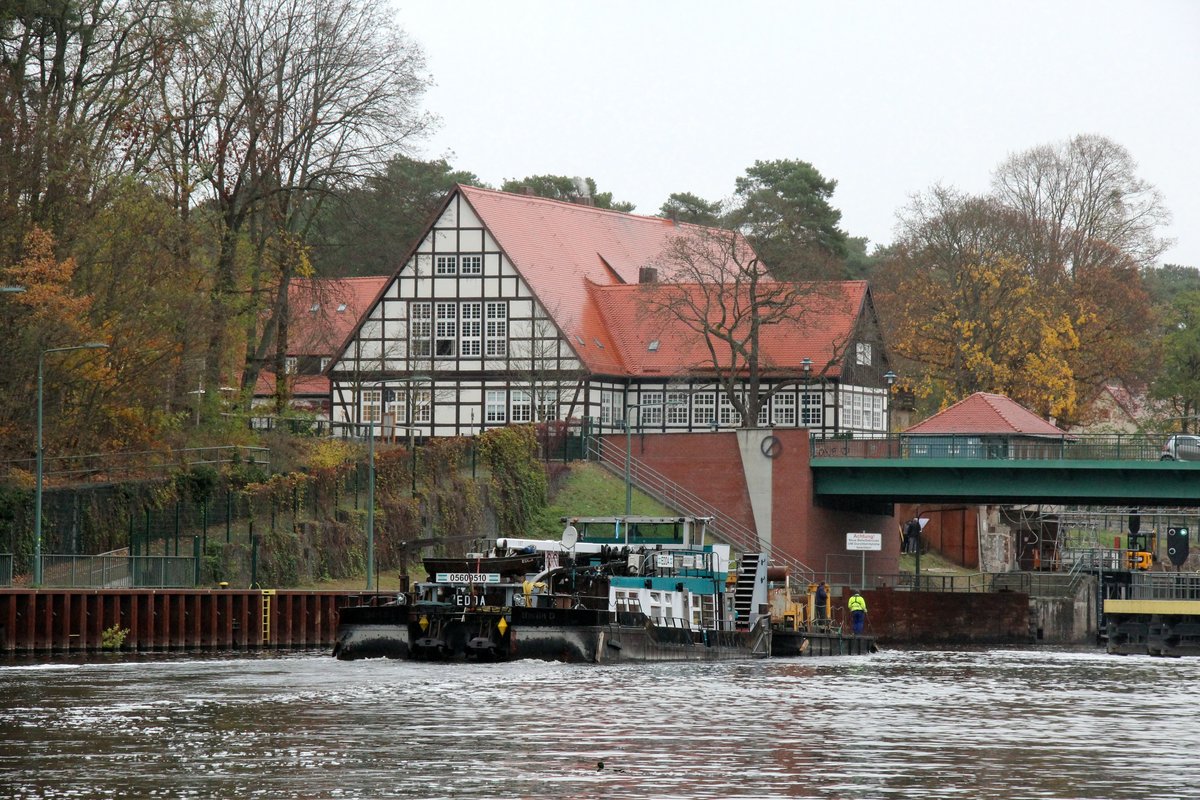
298, 462, 672, 591
897, 550, 974, 576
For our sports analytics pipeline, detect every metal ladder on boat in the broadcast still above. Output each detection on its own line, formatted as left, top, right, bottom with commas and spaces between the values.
733, 553, 768, 630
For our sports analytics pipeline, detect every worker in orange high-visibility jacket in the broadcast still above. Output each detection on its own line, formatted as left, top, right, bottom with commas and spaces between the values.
848, 591, 868, 635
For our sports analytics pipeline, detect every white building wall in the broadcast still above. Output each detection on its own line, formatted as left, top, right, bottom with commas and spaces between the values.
330, 192, 585, 436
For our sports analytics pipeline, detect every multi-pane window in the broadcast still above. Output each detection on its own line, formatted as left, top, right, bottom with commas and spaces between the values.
410, 302, 432, 357
873, 394, 885, 431
435, 255, 457, 275
460, 254, 482, 275
694, 392, 716, 425
640, 391, 663, 427
857, 342, 872, 366
511, 390, 532, 423
460, 302, 482, 356
435, 303, 457, 356
486, 302, 508, 357
801, 391, 821, 427
486, 390, 506, 423
413, 389, 432, 423
536, 391, 558, 422
600, 391, 620, 427
666, 391, 689, 426
844, 392, 864, 429
757, 396, 769, 426
773, 392, 796, 426
719, 394, 741, 426
362, 389, 382, 424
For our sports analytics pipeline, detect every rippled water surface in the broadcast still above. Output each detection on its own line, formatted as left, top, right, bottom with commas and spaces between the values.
1, 647, 1197, 799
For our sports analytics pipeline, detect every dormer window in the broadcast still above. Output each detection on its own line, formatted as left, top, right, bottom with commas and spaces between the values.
648, 340, 660, 352
337, 303, 348, 312
309, 303, 320, 313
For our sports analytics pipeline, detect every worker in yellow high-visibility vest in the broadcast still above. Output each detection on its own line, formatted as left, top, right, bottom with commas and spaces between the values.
848, 590, 868, 635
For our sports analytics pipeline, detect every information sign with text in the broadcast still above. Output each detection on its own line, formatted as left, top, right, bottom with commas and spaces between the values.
846, 532, 882, 552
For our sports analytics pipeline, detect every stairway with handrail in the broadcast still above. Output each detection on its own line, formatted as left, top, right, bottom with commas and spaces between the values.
586, 434, 817, 583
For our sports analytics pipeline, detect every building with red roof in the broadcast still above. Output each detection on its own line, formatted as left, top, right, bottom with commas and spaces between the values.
328, 185, 893, 437
902, 392, 1069, 459
254, 276, 387, 415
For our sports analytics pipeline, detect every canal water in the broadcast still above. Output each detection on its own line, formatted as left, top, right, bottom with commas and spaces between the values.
0, 646, 1196, 799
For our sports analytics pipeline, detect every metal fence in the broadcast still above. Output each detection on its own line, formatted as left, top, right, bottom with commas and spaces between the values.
812, 433, 1168, 462
1129, 572, 1200, 601
38, 555, 197, 588
816, 569, 1092, 597
1, 445, 271, 482
0, 554, 10, 587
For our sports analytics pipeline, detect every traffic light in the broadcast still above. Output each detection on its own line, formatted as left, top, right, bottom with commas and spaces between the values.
1167, 527, 1190, 567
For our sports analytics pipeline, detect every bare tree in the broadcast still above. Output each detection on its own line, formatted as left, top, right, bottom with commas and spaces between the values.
646, 227, 843, 428
991, 134, 1173, 276
158, 0, 433, 411
0, 0, 181, 255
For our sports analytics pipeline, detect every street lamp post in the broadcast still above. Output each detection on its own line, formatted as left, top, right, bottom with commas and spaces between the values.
883, 371, 897, 429
801, 357, 812, 427
624, 404, 640, 517
35, 342, 109, 585
367, 419, 375, 591
884, 371, 897, 457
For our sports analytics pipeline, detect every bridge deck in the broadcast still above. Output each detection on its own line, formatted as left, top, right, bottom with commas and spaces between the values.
810, 434, 1200, 505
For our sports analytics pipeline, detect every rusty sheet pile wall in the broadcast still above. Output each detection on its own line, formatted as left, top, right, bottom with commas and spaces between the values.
0, 590, 377, 654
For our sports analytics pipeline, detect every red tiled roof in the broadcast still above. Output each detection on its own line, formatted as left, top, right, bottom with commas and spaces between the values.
905, 392, 1066, 436
255, 372, 329, 397
590, 280, 866, 378
288, 276, 388, 357
458, 185, 865, 377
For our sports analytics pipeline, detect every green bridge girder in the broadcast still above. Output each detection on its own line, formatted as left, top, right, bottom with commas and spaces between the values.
811, 458, 1200, 506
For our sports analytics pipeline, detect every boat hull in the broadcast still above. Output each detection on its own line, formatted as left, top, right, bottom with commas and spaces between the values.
332, 604, 413, 660
333, 604, 769, 663
771, 629, 877, 657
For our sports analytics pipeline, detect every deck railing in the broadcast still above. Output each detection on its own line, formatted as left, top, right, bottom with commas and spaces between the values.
812, 433, 1169, 462
1130, 572, 1200, 601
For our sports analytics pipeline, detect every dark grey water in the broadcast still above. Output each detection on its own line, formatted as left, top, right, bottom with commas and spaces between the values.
0, 647, 1196, 799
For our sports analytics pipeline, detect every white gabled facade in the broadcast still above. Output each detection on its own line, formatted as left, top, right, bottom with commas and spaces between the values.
328, 186, 894, 439
331, 192, 585, 436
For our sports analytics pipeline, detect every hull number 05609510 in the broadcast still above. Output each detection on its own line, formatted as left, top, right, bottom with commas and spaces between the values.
436, 572, 501, 584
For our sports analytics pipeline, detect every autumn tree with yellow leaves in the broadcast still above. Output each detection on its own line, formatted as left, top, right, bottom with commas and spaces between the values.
875, 188, 1149, 423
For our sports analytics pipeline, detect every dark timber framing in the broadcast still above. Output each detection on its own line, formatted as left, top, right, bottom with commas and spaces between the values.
328, 189, 893, 439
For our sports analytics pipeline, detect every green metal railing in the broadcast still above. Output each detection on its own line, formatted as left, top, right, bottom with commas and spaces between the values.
1130, 572, 1200, 601
812, 433, 1170, 462
39, 555, 197, 588
820, 570, 1092, 596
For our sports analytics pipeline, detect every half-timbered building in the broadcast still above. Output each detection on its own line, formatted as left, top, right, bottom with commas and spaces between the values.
327, 185, 893, 438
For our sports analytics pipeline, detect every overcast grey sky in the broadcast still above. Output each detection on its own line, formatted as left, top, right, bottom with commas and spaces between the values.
393, 0, 1198, 267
